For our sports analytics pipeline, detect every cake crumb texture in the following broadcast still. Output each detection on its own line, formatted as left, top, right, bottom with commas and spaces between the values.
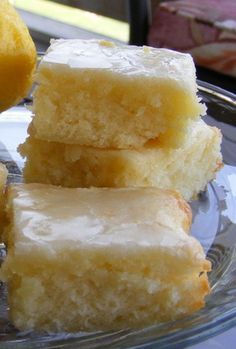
19, 120, 222, 201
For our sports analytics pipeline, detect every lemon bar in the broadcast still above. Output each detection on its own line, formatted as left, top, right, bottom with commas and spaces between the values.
1, 184, 210, 332
19, 120, 222, 201
32, 39, 205, 149
0, 163, 7, 236
0, 0, 36, 112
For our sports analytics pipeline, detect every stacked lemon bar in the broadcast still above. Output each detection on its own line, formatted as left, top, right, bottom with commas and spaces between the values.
1, 185, 211, 331
1, 40, 222, 332
19, 39, 222, 200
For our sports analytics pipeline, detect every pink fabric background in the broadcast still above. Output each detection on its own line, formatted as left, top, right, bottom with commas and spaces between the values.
148, 0, 236, 77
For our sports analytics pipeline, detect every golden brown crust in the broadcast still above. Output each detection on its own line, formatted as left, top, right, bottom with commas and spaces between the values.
192, 272, 211, 311
168, 189, 192, 232
212, 127, 223, 172
0, 164, 8, 240
202, 259, 212, 272
216, 159, 224, 172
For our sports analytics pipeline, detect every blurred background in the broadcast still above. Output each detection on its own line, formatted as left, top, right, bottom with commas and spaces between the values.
12, 0, 236, 93
12, 0, 130, 49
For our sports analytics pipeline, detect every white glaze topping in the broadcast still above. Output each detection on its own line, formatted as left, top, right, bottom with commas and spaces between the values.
8, 184, 204, 261
41, 39, 197, 90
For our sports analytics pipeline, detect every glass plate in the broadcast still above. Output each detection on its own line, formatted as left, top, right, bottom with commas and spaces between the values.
0, 81, 236, 349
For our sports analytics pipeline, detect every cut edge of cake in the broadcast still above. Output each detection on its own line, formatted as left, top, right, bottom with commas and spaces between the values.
18, 120, 223, 201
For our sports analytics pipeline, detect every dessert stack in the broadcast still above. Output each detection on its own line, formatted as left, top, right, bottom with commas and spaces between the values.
0, 35, 223, 333
19, 39, 222, 200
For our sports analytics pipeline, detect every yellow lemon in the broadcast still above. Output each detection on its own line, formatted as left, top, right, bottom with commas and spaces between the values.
0, 0, 36, 112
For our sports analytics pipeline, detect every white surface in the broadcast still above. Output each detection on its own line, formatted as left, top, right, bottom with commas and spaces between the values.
0, 105, 31, 164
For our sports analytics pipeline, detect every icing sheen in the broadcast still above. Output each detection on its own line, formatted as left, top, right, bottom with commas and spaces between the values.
41, 39, 197, 90
9, 185, 203, 260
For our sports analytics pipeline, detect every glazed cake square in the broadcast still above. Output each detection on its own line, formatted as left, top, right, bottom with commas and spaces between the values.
19, 120, 222, 201
32, 39, 205, 149
1, 184, 210, 332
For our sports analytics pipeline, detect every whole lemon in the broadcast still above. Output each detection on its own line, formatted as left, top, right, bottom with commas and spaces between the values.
0, 0, 36, 112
